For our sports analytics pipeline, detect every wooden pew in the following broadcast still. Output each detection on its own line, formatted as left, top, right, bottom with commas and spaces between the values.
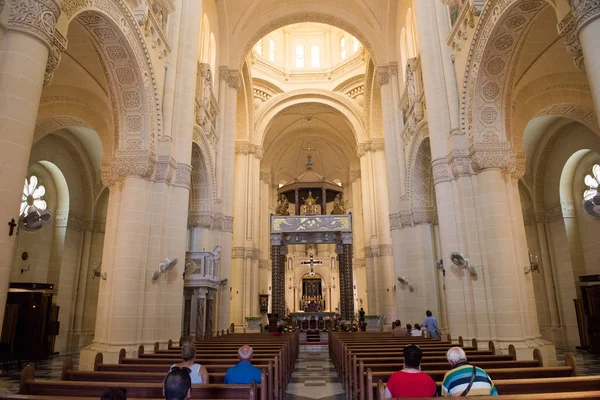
17, 365, 258, 399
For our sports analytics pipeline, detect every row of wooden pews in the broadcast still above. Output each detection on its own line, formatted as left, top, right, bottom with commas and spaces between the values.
330, 332, 600, 400
1, 332, 299, 400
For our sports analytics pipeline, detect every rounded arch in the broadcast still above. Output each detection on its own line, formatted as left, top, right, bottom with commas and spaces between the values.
189, 142, 213, 227
255, 89, 365, 146
231, 10, 384, 69
461, 0, 556, 144
65, 1, 163, 152
35, 87, 113, 159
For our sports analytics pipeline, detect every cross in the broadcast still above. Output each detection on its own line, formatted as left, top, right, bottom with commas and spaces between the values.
300, 253, 323, 276
302, 142, 317, 157
8, 218, 16, 236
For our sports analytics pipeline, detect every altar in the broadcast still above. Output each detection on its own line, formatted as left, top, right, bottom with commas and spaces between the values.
290, 311, 335, 331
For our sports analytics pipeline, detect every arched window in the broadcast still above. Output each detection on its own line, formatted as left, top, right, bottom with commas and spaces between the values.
353, 37, 360, 53
584, 164, 600, 202
209, 33, 216, 81
269, 39, 275, 62
311, 45, 320, 68
296, 45, 305, 68
400, 28, 407, 82
21, 176, 47, 216
340, 37, 347, 60
201, 14, 210, 63
255, 39, 263, 55
406, 9, 417, 58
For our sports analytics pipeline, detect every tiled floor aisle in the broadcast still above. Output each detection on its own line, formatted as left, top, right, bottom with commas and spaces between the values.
0, 353, 80, 394
284, 345, 346, 400
555, 347, 600, 375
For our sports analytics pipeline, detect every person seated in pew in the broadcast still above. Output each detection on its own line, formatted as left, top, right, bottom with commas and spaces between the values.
100, 387, 127, 400
272, 326, 284, 336
164, 367, 192, 400
391, 320, 408, 337
411, 323, 423, 337
224, 345, 262, 384
385, 344, 437, 398
406, 323, 413, 333
442, 347, 498, 397
170, 342, 209, 384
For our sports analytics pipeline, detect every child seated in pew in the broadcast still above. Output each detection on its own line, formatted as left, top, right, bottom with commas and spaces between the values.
170, 342, 209, 384
385, 344, 437, 398
411, 324, 423, 337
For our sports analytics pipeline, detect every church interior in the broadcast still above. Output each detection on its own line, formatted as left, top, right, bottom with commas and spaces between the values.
1, 0, 600, 398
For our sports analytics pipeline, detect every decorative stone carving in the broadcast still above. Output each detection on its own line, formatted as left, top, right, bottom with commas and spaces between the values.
349, 170, 361, 182
219, 67, 241, 92
558, 11, 585, 71
153, 156, 176, 183
469, 142, 516, 173
432, 158, 452, 185
447, 149, 472, 178
60, 0, 89, 18
6, 0, 60, 48
376, 66, 390, 87
101, 150, 156, 187
44, 29, 67, 86
389, 213, 401, 231
571, 0, 600, 35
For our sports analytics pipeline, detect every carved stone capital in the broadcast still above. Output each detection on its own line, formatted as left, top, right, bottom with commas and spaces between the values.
5, 0, 60, 49
349, 169, 361, 183
153, 156, 176, 184
571, 0, 600, 35
44, 28, 67, 86
412, 207, 437, 225
101, 150, 156, 187
390, 212, 401, 231
558, 11, 586, 71
219, 67, 241, 92
388, 62, 398, 77
371, 138, 385, 152
512, 151, 527, 179
260, 171, 272, 184
447, 150, 472, 178
376, 66, 390, 87
469, 142, 516, 173
341, 232, 353, 245
174, 163, 192, 188
432, 158, 452, 185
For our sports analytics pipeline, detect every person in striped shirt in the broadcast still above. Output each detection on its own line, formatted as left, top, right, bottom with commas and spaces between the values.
441, 347, 498, 397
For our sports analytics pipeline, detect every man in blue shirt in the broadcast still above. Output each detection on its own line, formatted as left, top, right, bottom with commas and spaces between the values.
422, 310, 440, 339
224, 345, 262, 384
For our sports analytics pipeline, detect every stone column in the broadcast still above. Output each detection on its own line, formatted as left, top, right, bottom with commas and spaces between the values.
270, 235, 284, 318
194, 288, 207, 341
183, 288, 193, 338
205, 289, 216, 339
215, 67, 240, 331
280, 246, 287, 313
0, 0, 60, 328
571, 2, 600, 125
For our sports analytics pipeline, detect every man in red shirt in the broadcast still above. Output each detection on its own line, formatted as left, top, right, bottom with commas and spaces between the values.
385, 344, 437, 398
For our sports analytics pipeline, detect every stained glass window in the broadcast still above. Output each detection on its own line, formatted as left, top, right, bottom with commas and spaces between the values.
21, 176, 47, 216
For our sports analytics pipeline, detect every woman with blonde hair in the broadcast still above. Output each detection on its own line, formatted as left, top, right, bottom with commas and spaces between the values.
170, 341, 209, 384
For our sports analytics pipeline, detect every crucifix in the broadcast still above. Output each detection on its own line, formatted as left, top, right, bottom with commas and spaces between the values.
300, 253, 323, 277
302, 141, 317, 163
8, 218, 16, 236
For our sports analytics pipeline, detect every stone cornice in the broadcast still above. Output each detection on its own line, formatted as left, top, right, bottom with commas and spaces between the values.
3, 0, 60, 49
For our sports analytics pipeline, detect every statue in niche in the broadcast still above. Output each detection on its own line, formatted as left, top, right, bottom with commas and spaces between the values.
301, 191, 320, 215
331, 193, 348, 215
275, 194, 290, 216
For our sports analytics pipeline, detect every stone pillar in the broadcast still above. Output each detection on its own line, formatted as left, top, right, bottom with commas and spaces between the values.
216, 67, 240, 331
270, 235, 284, 318
571, 2, 600, 125
183, 288, 193, 338
280, 246, 287, 313
195, 288, 207, 341
0, 0, 60, 328
205, 289, 216, 339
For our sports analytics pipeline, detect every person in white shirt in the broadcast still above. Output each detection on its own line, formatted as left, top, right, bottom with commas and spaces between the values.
411, 323, 423, 336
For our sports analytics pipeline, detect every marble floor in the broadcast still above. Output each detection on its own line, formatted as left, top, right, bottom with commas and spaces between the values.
284, 345, 345, 400
555, 347, 600, 376
0, 353, 80, 394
